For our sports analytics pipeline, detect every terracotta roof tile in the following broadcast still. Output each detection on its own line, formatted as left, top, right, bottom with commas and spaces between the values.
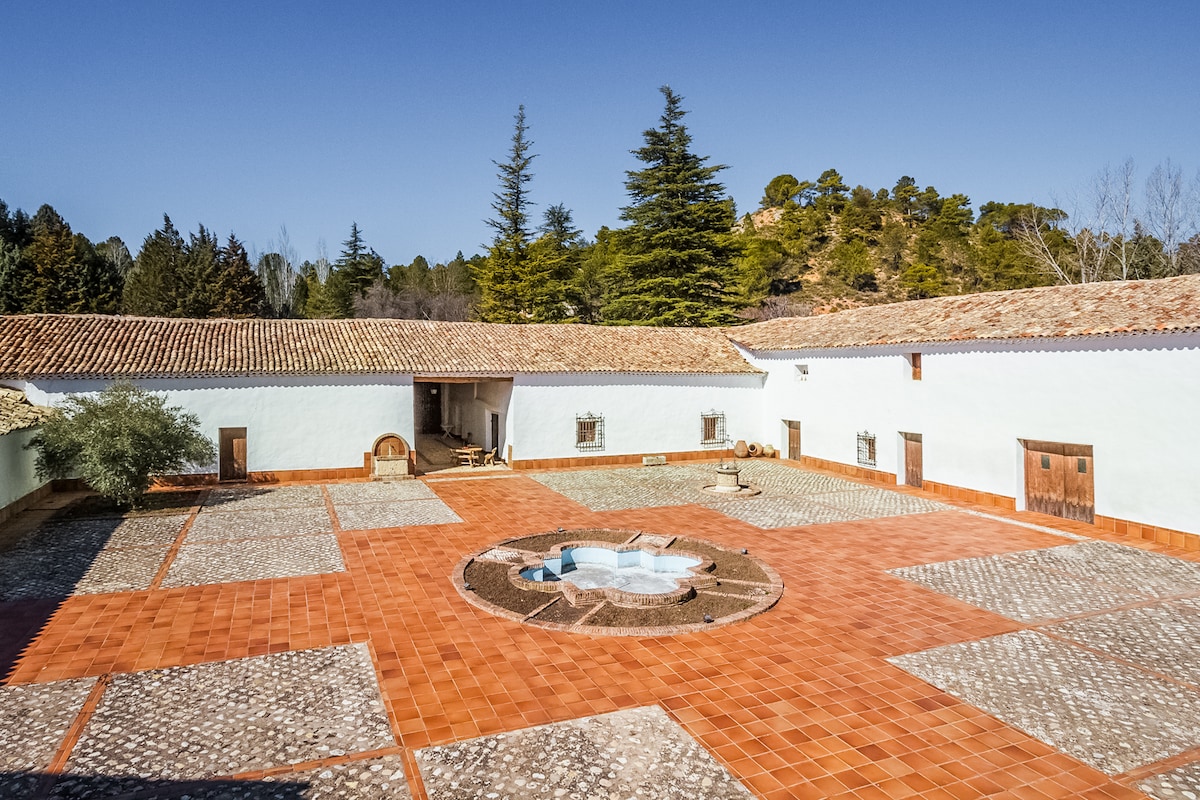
728, 274, 1200, 351
0, 316, 761, 379
0, 388, 54, 435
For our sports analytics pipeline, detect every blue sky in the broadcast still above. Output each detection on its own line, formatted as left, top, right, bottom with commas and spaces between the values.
2, 1, 1197, 266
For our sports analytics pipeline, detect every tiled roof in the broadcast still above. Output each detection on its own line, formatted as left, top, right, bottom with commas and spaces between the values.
0, 315, 762, 378
728, 274, 1200, 351
0, 388, 54, 435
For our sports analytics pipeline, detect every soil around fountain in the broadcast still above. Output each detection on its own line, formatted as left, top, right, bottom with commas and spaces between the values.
454, 529, 783, 636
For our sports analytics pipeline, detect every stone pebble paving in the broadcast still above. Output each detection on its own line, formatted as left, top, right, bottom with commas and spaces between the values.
529, 461, 950, 528
889, 629, 1200, 776
1010, 540, 1200, 598
187, 505, 334, 542
1139, 762, 1200, 799
54, 644, 395, 798
0, 516, 186, 600
0, 677, 97, 792
163, 534, 345, 587
203, 485, 327, 511
335, 499, 462, 531
325, 481, 436, 504
416, 705, 753, 800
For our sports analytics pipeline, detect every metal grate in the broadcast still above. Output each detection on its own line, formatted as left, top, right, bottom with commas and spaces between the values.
856, 431, 877, 467
701, 412, 726, 447
576, 413, 604, 451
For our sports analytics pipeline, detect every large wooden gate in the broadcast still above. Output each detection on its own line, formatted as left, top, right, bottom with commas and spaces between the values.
1023, 440, 1094, 523
902, 432, 923, 487
219, 427, 247, 481
784, 420, 801, 460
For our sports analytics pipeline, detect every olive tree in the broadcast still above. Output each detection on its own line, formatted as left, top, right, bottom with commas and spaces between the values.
28, 383, 215, 507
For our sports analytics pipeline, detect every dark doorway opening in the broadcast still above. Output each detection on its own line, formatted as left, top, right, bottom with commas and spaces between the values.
218, 427, 247, 481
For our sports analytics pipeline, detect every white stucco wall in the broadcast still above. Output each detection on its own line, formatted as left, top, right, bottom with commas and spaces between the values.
19, 376, 415, 474
0, 427, 48, 509
507, 373, 765, 462
445, 380, 513, 454
746, 333, 1200, 534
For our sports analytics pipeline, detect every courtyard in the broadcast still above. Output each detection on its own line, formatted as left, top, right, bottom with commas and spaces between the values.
1, 459, 1199, 799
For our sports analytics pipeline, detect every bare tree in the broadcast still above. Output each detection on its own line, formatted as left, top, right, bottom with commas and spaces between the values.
255, 225, 300, 317
1144, 160, 1198, 276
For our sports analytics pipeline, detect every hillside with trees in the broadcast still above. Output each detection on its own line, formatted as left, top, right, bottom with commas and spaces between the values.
2, 91, 1196, 325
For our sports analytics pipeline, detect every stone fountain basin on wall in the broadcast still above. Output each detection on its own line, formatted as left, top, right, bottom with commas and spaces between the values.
510, 540, 716, 608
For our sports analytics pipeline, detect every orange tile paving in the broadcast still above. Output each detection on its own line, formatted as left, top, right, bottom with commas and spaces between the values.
4, 466, 1197, 799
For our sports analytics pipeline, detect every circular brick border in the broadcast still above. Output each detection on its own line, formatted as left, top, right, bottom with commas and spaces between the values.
452, 528, 784, 637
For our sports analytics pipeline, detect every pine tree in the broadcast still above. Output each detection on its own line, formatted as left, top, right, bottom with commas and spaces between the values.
26, 205, 78, 312
179, 225, 221, 317
478, 106, 536, 323
124, 215, 186, 316
328, 222, 383, 317
212, 234, 265, 318
603, 87, 740, 326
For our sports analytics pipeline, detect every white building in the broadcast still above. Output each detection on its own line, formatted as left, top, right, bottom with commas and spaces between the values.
2, 274, 1198, 545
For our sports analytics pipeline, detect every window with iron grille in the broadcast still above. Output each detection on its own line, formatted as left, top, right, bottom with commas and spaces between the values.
857, 431, 877, 467
576, 413, 604, 451
700, 412, 726, 447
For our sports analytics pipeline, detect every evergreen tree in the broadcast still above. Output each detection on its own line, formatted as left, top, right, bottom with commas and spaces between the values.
478, 105, 537, 323
523, 204, 583, 322
212, 234, 265, 318
328, 222, 384, 317
603, 86, 740, 326
179, 225, 221, 317
124, 215, 186, 316
0, 238, 31, 313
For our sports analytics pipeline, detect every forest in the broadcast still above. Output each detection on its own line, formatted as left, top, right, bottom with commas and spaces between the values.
2, 88, 1197, 326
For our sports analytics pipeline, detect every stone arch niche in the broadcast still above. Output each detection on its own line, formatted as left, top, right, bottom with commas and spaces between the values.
371, 433, 411, 479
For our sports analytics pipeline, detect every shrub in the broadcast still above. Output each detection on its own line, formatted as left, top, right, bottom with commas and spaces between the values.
28, 383, 215, 508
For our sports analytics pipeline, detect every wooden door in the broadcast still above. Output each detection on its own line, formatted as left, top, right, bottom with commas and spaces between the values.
903, 432, 923, 487
219, 427, 247, 481
785, 420, 801, 460
1024, 440, 1094, 523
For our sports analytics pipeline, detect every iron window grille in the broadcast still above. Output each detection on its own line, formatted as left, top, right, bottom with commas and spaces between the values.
857, 431, 877, 467
576, 413, 604, 451
701, 412, 726, 448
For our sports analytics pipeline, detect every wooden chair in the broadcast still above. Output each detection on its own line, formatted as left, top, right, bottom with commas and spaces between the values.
483, 448, 497, 466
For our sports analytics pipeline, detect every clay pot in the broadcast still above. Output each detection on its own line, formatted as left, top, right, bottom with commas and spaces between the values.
747, 442, 763, 457
763, 444, 776, 458
733, 439, 750, 458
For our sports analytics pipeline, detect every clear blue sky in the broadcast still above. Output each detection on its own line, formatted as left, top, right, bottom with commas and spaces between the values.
2, 1, 1197, 266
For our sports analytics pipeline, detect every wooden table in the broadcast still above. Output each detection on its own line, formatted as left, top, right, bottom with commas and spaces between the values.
455, 446, 483, 466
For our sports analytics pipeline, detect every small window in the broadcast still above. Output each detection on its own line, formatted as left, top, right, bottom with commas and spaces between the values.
1077, 458, 1087, 474
576, 413, 604, 451
794, 364, 809, 381
1041, 455, 1051, 469
856, 432, 877, 467
701, 412, 726, 447
910, 353, 922, 380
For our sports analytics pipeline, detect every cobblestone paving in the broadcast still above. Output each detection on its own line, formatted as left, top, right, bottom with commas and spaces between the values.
530, 461, 949, 528
57, 645, 394, 797
335, 499, 462, 531
325, 481, 437, 504
1010, 540, 1200, 597
1138, 761, 1200, 799
204, 485, 326, 512
0, 516, 185, 600
1047, 599, 1200, 686
260, 755, 412, 799
889, 551, 1149, 622
808, 488, 950, 518
0, 678, 97, 792
163, 535, 344, 587
73, 545, 172, 594
889, 630, 1200, 775
706, 496, 862, 529
416, 705, 752, 800
187, 506, 334, 542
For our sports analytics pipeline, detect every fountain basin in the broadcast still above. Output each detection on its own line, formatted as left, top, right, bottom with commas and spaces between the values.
511, 539, 716, 607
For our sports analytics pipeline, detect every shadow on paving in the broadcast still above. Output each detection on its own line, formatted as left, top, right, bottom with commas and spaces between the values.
0, 494, 194, 682
2, 771, 310, 800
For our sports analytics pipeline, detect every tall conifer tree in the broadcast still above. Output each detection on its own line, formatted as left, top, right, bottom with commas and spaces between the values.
478, 106, 536, 323
213, 234, 265, 318
603, 86, 740, 326
124, 215, 186, 316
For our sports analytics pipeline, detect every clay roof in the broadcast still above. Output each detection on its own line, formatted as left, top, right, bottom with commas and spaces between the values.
0, 315, 761, 379
0, 388, 54, 435
728, 274, 1200, 351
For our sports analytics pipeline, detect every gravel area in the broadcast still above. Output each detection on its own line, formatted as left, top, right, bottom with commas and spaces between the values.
888, 551, 1149, 622
72, 545, 171, 594
163, 535, 344, 587
187, 506, 334, 541
59, 644, 394, 796
416, 705, 752, 799
889, 630, 1200, 775
0, 677, 97, 772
